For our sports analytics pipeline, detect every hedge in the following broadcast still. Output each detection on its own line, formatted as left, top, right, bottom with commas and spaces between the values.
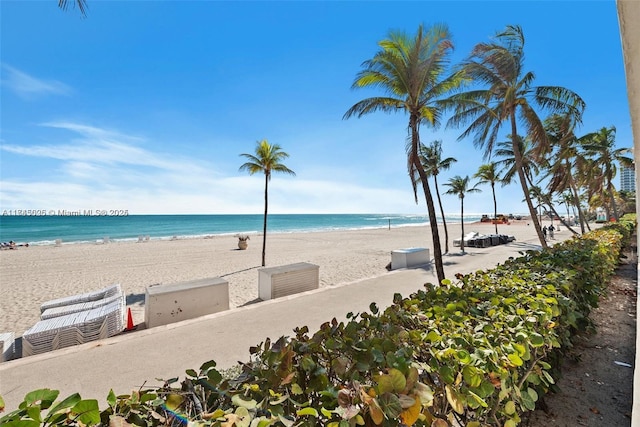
0, 214, 635, 427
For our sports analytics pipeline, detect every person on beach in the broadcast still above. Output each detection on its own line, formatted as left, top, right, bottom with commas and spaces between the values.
542, 226, 547, 240
548, 224, 555, 239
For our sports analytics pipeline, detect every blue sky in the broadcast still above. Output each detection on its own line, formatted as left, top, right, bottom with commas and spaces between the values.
0, 1, 632, 215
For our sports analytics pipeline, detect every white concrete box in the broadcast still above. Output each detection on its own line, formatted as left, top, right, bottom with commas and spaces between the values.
259, 262, 319, 301
145, 277, 229, 329
391, 248, 430, 270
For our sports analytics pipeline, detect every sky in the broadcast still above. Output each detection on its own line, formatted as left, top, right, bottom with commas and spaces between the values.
0, 0, 633, 216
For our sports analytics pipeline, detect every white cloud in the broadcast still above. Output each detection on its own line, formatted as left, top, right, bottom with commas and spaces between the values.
0, 122, 430, 214
1, 64, 72, 98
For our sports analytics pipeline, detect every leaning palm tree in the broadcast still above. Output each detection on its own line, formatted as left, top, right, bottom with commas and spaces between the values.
493, 135, 541, 189
580, 126, 633, 221
444, 175, 481, 253
473, 163, 502, 234
445, 25, 585, 249
343, 24, 462, 284
239, 140, 295, 267
543, 113, 589, 233
419, 140, 457, 253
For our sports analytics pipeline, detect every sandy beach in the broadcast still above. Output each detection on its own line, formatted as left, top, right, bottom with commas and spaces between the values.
0, 219, 565, 338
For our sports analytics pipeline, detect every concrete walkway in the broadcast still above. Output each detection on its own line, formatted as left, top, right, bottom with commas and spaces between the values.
0, 235, 548, 411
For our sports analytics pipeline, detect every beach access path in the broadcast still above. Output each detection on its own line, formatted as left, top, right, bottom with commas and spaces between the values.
0, 221, 569, 411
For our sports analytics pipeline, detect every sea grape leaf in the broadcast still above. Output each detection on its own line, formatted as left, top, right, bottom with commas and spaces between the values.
504, 400, 516, 415
399, 396, 421, 426
378, 393, 402, 419
508, 353, 523, 367
413, 382, 434, 406
445, 385, 464, 414
388, 368, 406, 393
24, 389, 59, 409
71, 399, 100, 425
529, 333, 545, 347
462, 366, 482, 388
369, 400, 384, 425
296, 407, 318, 417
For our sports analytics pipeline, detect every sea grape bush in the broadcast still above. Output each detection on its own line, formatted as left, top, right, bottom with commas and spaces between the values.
0, 215, 634, 427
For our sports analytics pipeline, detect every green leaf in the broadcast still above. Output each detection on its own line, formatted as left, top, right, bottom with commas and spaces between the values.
439, 366, 455, 384
296, 407, 319, 417
542, 370, 555, 385
291, 383, 303, 395
462, 366, 482, 388
504, 400, 516, 415
106, 389, 116, 407
47, 393, 81, 419
508, 353, 523, 367
232, 394, 258, 409
456, 349, 472, 364
529, 333, 545, 347
71, 399, 100, 425
426, 331, 441, 343
378, 393, 402, 419
388, 368, 407, 393
26, 408, 42, 423
185, 369, 198, 377
24, 389, 59, 409
520, 390, 536, 411
321, 407, 334, 418
466, 391, 487, 409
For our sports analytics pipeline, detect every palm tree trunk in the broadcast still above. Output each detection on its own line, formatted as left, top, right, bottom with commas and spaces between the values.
511, 116, 548, 248
262, 173, 269, 267
460, 196, 465, 253
568, 175, 587, 234
546, 202, 579, 235
609, 183, 620, 220
434, 177, 449, 254
491, 183, 498, 234
411, 116, 445, 283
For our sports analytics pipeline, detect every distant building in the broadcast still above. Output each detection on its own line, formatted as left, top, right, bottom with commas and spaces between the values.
620, 165, 636, 192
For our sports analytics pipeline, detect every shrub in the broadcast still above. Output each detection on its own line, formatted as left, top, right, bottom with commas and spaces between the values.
1, 216, 635, 426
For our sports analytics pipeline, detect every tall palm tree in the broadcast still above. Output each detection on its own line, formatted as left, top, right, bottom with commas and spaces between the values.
444, 176, 481, 253
473, 163, 502, 234
343, 24, 462, 284
239, 140, 295, 267
493, 135, 541, 189
543, 113, 589, 233
419, 140, 457, 253
446, 25, 585, 249
580, 126, 633, 221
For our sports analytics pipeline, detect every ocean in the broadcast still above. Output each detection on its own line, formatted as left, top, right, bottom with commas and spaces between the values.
0, 213, 485, 246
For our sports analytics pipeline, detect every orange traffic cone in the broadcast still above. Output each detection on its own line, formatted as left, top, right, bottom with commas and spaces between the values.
125, 307, 135, 331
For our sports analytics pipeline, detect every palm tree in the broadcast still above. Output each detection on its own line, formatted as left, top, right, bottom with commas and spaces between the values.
444, 176, 481, 253
493, 135, 541, 189
343, 24, 462, 284
58, 0, 88, 16
473, 163, 502, 234
446, 25, 585, 249
543, 113, 589, 233
239, 140, 295, 267
580, 126, 633, 221
419, 140, 457, 253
